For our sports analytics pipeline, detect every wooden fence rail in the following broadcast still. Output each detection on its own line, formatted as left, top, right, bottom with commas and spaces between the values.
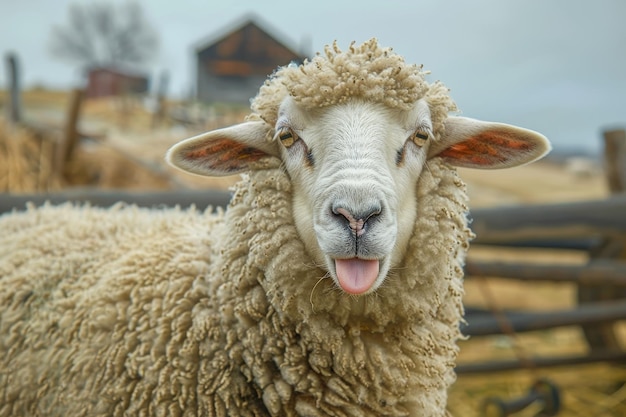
462, 299, 626, 337
465, 259, 626, 286
0, 189, 231, 214
455, 349, 626, 374
463, 193, 626, 374
470, 194, 626, 247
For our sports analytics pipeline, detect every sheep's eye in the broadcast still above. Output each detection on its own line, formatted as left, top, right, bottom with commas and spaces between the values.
277, 128, 298, 148
411, 129, 430, 147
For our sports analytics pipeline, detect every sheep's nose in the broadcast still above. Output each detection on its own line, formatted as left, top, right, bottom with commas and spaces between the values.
332, 204, 382, 237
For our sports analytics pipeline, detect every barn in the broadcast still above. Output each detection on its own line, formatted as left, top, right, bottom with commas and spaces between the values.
85, 66, 149, 99
195, 15, 307, 104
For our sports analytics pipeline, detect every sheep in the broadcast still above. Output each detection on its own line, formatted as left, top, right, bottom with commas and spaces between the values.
0, 39, 550, 417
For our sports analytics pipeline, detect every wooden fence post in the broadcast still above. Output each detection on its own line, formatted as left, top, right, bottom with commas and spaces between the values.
152, 70, 169, 128
5, 52, 22, 124
54, 88, 85, 177
577, 128, 626, 351
603, 128, 626, 194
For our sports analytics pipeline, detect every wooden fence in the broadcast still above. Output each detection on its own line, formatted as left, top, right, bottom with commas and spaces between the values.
0, 188, 232, 214
457, 132, 626, 375
458, 194, 626, 373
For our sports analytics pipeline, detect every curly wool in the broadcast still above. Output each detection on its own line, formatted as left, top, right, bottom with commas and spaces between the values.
236, 159, 471, 416
251, 38, 457, 140
0, 204, 221, 416
0, 158, 470, 417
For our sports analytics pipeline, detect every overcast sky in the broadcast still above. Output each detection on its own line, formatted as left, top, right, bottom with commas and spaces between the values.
1, 0, 625, 154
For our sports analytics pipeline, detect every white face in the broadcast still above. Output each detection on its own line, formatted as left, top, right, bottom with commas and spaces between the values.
168, 93, 550, 295
274, 97, 434, 295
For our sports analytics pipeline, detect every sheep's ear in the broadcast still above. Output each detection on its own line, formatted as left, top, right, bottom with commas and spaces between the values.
428, 116, 551, 169
166, 121, 281, 176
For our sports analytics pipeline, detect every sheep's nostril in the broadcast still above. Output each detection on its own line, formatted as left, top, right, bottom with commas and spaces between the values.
331, 205, 382, 237
332, 206, 356, 226
365, 207, 382, 222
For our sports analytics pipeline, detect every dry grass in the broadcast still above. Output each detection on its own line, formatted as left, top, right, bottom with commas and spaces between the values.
0, 119, 62, 192
450, 364, 626, 417
0, 90, 195, 192
459, 160, 609, 207
0, 88, 246, 192
0, 119, 175, 192
452, 270, 626, 415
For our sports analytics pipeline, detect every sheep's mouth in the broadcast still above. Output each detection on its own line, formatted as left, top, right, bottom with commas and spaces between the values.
333, 258, 380, 295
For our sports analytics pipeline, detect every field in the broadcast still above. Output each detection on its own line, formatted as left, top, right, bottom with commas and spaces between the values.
1, 89, 625, 415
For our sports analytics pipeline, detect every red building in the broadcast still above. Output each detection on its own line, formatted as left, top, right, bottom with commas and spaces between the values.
85, 67, 149, 99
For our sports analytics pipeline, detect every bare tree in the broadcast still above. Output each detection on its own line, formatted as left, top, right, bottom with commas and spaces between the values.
49, 1, 159, 69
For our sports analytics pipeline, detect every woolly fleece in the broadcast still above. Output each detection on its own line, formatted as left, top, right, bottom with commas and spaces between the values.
251, 39, 457, 142
0, 160, 469, 417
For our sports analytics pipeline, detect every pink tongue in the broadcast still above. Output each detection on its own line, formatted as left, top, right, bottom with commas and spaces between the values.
335, 258, 380, 295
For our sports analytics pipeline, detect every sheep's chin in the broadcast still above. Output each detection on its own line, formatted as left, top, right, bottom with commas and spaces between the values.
329, 257, 387, 295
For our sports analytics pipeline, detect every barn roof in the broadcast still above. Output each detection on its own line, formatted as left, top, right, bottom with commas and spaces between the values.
195, 13, 306, 77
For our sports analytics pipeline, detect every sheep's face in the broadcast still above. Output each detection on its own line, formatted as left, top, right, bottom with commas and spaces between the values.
274, 97, 432, 295
166, 97, 550, 296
